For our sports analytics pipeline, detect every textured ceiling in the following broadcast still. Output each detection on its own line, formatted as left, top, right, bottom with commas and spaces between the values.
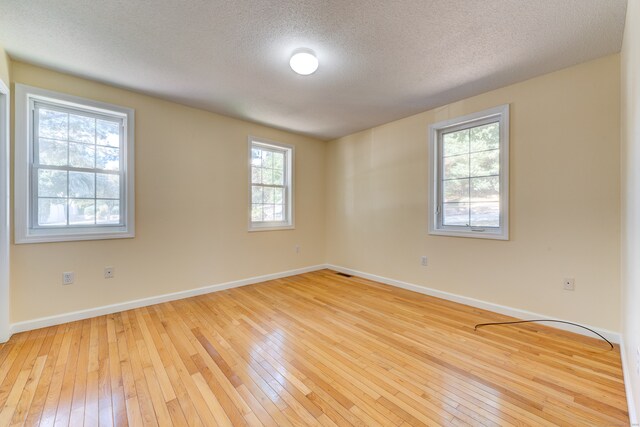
0, 0, 628, 140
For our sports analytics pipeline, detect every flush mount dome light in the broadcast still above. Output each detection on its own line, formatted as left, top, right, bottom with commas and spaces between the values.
289, 49, 318, 75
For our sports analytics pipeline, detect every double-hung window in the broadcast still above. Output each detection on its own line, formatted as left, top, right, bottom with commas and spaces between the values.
428, 105, 509, 240
249, 137, 294, 231
15, 84, 135, 243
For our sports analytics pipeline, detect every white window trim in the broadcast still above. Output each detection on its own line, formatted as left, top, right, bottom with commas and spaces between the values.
15, 84, 135, 243
248, 136, 295, 232
428, 104, 509, 240
0, 77, 10, 342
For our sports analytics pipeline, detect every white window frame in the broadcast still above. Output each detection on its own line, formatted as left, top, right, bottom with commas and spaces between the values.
248, 136, 294, 231
15, 84, 135, 243
0, 77, 10, 342
428, 104, 509, 240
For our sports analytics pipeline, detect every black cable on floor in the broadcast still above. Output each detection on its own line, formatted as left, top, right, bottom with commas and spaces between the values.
474, 319, 614, 350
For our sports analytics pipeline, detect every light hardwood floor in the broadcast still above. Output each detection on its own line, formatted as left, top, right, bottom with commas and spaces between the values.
0, 269, 629, 426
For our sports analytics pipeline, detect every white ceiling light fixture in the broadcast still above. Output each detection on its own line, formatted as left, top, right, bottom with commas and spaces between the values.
289, 48, 318, 76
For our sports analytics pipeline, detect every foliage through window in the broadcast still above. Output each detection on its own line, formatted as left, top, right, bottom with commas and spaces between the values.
249, 138, 293, 230
428, 105, 509, 240
15, 85, 135, 243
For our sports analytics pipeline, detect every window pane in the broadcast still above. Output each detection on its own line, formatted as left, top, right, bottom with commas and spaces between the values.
273, 152, 284, 170
251, 204, 263, 221
470, 122, 499, 152
38, 169, 67, 197
262, 150, 273, 168
251, 148, 262, 166
69, 199, 95, 225
263, 205, 274, 221
39, 138, 67, 166
470, 202, 500, 227
96, 146, 120, 171
251, 186, 263, 203
443, 203, 469, 226
251, 167, 261, 184
96, 120, 120, 147
262, 169, 274, 185
470, 176, 499, 202
69, 171, 95, 198
97, 200, 120, 224
274, 205, 284, 221
274, 187, 284, 204
443, 154, 469, 179
443, 129, 469, 157
38, 198, 67, 226
443, 178, 469, 203
69, 114, 95, 144
69, 142, 96, 168
96, 174, 119, 199
263, 187, 275, 203
39, 108, 68, 140
470, 149, 499, 177
273, 169, 283, 185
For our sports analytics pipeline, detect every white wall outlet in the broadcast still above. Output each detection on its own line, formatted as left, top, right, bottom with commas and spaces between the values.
421, 256, 428, 266
636, 346, 640, 376
104, 266, 114, 279
563, 278, 575, 291
295, 245, 301, 254
62, 271, 75, 285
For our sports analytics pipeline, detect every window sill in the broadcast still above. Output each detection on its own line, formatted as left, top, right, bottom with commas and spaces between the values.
428, 228, 508, 241
248, 224, 295, 232
15, 227, 134, 244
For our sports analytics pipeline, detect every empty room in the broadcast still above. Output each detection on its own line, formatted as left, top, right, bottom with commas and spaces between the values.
0, 0, 638, 425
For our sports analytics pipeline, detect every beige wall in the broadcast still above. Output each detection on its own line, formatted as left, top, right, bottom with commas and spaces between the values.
621, 0, 640, 420
326, 55, 621, 331
10, 62, 326, 322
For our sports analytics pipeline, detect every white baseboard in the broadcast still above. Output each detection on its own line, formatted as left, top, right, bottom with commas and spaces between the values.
8, 264, 327, 338
621, 335, 639, 426
327, 264, 621, 344
9, 263, 622, 346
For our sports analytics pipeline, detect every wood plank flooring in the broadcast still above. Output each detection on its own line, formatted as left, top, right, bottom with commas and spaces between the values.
0, 269, 629, 426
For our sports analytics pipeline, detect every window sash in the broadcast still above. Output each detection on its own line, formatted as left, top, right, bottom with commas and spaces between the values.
251, 183, 289, 225
436, 116, 501, 231
30, 100, 126, 229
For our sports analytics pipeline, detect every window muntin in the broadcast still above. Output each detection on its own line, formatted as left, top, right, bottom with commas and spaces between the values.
429, 105, 509, 240
15, 84, 135, 243
249, 139, 293, 230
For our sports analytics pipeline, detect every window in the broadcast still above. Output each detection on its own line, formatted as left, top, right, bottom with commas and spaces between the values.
249, 137, 294, 231
428, 105, 509, 240
15, 84, 135, 243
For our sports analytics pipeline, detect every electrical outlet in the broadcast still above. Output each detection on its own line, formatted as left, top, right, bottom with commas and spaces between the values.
636, 346, 640, 376
421, 256, 428, 266
562, 278, 575, 291
104, 266, 114, 279
295, 245, 301, 254
62, 271, 75, 285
